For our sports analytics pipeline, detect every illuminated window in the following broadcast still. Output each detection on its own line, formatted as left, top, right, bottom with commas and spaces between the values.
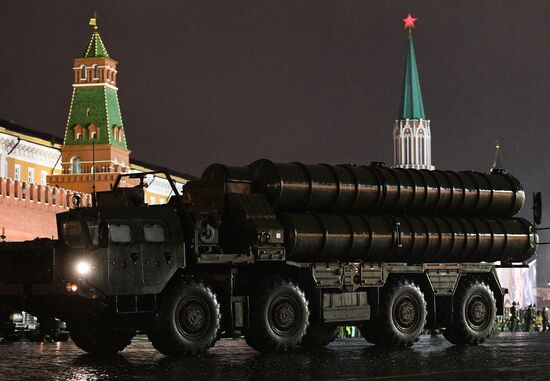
41, 171, 48, 185
27, 167, 35, 183
14, 164, 21, 181
150, 196, 156, 205
71, 157, 81, 174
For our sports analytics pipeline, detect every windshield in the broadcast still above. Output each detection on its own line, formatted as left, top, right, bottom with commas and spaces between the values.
61, 220, 86, 248
86, 218, 99, 246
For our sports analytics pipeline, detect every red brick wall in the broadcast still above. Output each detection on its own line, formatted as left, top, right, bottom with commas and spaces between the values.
0, 178, 91, 242
0, 200, 59, 241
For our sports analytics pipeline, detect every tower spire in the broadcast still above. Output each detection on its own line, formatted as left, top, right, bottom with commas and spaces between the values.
400, 14, 425, 120
84, 12, 109, 58
393, 13, 434, 170
492, 141, 503, 170
89, 12, 98, 30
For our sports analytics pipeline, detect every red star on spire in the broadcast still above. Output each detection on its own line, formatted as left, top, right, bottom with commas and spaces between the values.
403, 13, 418, 30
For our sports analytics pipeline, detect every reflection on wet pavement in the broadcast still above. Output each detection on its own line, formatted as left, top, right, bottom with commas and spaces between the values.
0, 333, 548, 381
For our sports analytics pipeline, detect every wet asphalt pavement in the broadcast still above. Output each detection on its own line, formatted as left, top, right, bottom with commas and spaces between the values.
0, 333, 548, 381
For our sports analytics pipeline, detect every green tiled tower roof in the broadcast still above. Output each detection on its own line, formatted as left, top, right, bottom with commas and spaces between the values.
64, 87, 127, 148
84, 27, 109, 58
399, 35, 425, 120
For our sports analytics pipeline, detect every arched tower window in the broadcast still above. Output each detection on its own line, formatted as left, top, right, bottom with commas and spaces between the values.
93, 64, 100, 79
419, 129, 425, 166
88, 124, 99, 140
80, 65, 87, 80
404, 129, 412, 166
71, 157, 81, 174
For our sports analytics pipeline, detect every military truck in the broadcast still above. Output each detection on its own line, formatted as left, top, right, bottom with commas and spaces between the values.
0, 160, 538, 356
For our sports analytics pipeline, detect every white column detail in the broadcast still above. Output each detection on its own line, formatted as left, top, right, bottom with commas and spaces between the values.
393, 119, 434, 170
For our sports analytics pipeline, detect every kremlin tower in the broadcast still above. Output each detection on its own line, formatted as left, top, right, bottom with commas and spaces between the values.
393, 13, 433, 170
48, 15, 131, 193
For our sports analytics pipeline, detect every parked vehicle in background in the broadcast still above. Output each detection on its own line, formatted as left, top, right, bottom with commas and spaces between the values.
0, 309, 69, 342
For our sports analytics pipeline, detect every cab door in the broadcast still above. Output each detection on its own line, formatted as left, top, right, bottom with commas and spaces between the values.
107, 220, 143, 294
139, 221, 171, 287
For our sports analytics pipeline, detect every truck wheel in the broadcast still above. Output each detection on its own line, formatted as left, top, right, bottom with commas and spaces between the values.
301, 323, 338, 348
69, 325, 134, 355
245, 277, 309, 353
148, 278, 221, 356
443, 280, 496, 345
376, 280, 427, 347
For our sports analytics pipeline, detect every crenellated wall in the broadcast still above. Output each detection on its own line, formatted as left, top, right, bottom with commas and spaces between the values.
0, 177, 91, 241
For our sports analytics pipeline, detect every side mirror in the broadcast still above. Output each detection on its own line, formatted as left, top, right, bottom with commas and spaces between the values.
533, 192, 542, 225
98, 221, 109, 248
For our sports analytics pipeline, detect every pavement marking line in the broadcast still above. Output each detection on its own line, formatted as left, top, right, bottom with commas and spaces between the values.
323, 362, 550, 381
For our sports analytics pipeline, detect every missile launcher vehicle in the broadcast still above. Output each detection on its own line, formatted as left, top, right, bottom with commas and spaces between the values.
0, 161, 539, 356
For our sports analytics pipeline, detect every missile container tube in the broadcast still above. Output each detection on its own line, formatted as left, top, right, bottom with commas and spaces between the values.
0, 162, 538, 358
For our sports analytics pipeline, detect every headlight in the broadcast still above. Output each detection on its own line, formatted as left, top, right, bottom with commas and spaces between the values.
75, 261, 92, 276
10, 313, 23, 322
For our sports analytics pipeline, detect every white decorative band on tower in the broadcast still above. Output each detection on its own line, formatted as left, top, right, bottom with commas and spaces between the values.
393, 119, 434, 170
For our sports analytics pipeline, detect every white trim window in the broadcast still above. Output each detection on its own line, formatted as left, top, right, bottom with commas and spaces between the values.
71, 157, 81, 174
41, 171, 48, 185
28, 167, 35, 184
14, 164, 21, 181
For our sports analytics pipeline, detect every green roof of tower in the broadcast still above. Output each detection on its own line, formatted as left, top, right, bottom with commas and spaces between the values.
399, 35, 425, 120
63, 87, 127, 149
84, 27, 109, 58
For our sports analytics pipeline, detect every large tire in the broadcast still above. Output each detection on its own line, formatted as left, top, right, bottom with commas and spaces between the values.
301, 322, 339, 348
69, 325, 134, 355
245, 277, 309, 353
443, 280, 496, 345
148, 277, 221, 356
367, 280, 427, 347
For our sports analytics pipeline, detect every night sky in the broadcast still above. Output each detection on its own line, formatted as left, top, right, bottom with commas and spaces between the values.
1, 1, 550, 222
